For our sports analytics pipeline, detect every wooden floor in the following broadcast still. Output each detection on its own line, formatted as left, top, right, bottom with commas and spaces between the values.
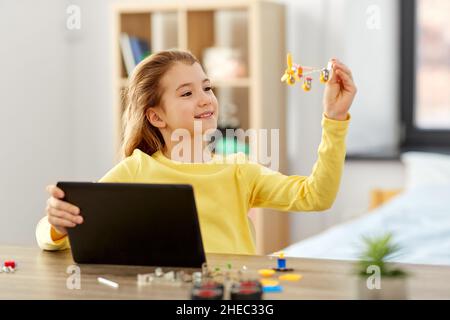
1, 246, 449, 299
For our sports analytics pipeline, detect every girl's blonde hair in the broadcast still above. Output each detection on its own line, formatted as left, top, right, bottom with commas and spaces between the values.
121, 49, 200, 158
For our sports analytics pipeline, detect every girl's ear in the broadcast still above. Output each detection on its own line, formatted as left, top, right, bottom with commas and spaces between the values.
146, 108, 166, 129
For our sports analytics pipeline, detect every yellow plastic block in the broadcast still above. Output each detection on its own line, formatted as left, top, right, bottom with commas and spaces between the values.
278, 273, 303, 282
258, 269, 276, 277
260, 279, 279, 287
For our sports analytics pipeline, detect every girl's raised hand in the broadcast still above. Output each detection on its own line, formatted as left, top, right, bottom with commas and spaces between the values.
323, 59, 357, 121
45, 184, 82, 237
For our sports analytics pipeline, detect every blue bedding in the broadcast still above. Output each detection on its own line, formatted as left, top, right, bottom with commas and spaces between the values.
283, 186, 450, 266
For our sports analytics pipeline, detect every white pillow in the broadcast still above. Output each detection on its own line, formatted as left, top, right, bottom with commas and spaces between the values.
401, 152, 450, 190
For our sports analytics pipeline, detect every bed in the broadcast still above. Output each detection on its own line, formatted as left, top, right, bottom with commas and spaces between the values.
282, 152, 450, 266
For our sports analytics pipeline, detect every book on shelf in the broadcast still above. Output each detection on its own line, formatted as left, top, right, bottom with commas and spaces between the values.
120, 33, 151, 76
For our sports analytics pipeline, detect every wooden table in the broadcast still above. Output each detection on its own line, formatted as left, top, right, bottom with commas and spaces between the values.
1, 246, 449, 299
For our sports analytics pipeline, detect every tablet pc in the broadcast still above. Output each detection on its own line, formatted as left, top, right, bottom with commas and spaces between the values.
56, 182, 206, 268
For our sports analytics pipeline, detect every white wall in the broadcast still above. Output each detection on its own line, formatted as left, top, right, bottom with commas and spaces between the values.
0, 0, 72, 246
66, 0, 114, 179
0, 0, 115, 246
0, 0, 405, 246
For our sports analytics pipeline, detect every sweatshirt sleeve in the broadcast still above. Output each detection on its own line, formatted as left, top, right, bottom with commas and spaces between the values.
35, 216, 71, 251
243, 113, 350, 212
35, 151, 141, 250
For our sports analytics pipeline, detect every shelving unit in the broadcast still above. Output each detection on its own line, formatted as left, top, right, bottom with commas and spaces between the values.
112, 0, 287, 254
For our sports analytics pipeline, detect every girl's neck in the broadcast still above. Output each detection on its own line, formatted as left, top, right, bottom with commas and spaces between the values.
161, 141, 214, 163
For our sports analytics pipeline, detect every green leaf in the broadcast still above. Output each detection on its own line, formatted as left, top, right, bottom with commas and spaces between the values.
355, 232, 408, 277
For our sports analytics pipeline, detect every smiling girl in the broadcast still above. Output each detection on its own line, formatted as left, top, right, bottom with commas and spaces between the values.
36, 49, 356, 255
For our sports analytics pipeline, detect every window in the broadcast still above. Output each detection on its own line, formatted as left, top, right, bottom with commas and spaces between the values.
401, 0, 450, 151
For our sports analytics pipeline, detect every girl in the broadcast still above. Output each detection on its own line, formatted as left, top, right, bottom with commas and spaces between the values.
36, 50, 357, 255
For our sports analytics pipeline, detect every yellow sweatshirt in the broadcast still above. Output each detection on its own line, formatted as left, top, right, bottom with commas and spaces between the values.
36, 114, 350, 255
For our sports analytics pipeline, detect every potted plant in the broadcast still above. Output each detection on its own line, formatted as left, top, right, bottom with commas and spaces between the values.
356, 233, 409, 299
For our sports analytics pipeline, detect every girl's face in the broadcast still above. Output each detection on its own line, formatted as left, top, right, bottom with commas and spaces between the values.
149, 62, 219, 136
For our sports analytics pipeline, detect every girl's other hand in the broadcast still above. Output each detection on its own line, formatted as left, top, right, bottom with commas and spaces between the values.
323, 59, 357, 121
45, 185, 82, 237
